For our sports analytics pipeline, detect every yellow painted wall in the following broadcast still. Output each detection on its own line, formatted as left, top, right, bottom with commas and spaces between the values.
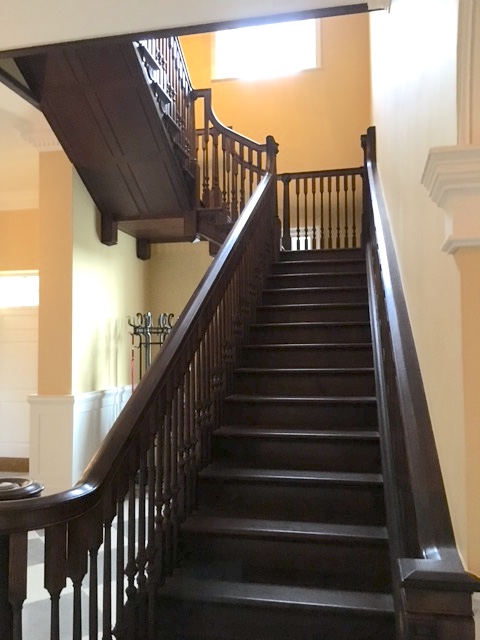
181, 12, 371, 172
38, 151, 73, 395
0, 209, 39, 271
370, 0, 471, 569
72, 171, 148, 394
147, 242, 213, 321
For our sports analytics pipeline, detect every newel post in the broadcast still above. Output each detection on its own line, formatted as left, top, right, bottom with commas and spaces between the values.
266, 135, 281, 259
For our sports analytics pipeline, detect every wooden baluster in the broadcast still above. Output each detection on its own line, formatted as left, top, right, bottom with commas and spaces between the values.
344, 174, 349, 248
102, 516, 113, 640
169, 383, 179, 571
163, 387, 173, 576
212, 129, 221, 207
154, 404, 165, 586
281, 175, 292, 250
248, 148, 254, 201
221, 134, 228, 211
303, 178, 309, 250
224, 137, 232, 218
231, 145, 239, 221
67, 520, 89, 640
136, 427, 148, 638
124, 465, 138, 635
327, 176, 333, 249
335, 175, 341, 248
295, 178, 301, 250
44, 523, 67, 640
239, 144, 246, 211
352, 174, 357, 248
8, 532, 27, 640
147, 437, 157, 640
312, 177, 317, 250
202, 125, 210, 206
177, 375, 186, 522
320, 176, 325, 249
114, 491, 125, 637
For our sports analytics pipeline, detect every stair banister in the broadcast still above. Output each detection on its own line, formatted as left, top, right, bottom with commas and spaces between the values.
0, 146, 278, 640
362, 126, 479, 638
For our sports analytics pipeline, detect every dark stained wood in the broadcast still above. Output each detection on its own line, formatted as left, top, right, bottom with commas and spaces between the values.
363, 126, 479, 637
15, 40, 195, 245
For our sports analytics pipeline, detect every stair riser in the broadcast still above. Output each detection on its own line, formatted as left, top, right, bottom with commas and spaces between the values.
212, 436, 381, 473
255, 305, 369, 323
224, 400, 378, 429
279, 249, 364, 263
262, 288, 368, 304
197, 481, 386, 525
178, 535, 391, 591
156, 599, 395, 640
233, 371, 375, 396
241, 346, 374, 368
249, 324, 371, 344
267, 273, 367, 289
271, 261, 366, 275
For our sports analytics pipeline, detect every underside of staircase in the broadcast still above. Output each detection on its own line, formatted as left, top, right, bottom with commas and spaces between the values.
156, 248, 395, 639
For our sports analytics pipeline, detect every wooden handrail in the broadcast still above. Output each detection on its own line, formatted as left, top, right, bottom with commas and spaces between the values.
277, 167, 363, 251
362, 126, 479, 637
0, 169, 279, 639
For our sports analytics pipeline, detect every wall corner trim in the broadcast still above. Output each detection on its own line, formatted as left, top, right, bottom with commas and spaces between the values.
422, 145, 480, 253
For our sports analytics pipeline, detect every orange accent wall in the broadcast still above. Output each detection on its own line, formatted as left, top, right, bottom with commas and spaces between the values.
181, 13, 371, 172
0, 209, 39, 271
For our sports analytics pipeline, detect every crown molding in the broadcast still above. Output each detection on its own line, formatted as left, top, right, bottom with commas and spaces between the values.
368, 0, 391, 10
18, 125, 61, 152
422, 145, 480, 254
0, 190, 38, 211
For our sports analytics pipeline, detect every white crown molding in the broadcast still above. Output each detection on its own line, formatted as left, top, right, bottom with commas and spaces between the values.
0, 189, 39, 211
422, 145, 480, 253
368, 0, 391, 10
18, 125, 61, 152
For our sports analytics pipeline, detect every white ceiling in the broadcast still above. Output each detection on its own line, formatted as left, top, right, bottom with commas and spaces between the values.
0, 82, 54, 209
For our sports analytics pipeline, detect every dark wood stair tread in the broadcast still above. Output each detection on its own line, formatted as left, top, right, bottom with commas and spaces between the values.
182, 515, 388, 544
262, 285, 367, 293
214, 426, 380, 440
234, 366, 374, 374
160, 576, 394, 615
242, 342, 372, 349
250, 321, 370, 328
199, 465, 383, 486
257, 302, 369, 310
226, 394, 376, 404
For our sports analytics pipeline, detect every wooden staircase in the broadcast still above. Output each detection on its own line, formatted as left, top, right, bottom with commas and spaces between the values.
156, 248, 396, 639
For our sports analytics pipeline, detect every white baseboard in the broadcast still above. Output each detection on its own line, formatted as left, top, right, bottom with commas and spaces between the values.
28, 385, 132, 494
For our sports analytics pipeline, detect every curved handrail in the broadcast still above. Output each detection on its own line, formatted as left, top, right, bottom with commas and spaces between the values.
193, 88, 278, 219
362, 126, 478, 600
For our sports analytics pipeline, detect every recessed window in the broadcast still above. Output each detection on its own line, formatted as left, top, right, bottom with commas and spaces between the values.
214, 19, 319, 81
0, 273, 39, 308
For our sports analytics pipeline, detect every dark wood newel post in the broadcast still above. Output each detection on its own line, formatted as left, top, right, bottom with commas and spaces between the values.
0, 478, 43, 640
266, 135, 281, 258
361, 127, 376, 247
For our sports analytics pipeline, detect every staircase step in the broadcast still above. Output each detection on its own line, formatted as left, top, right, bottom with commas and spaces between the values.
266, 272, 367, 289
156, 577, 395, 640
240, 342, 374, 368
212, 426, 381, 472
249, 321, 371, 343
262, 285, 368, 304
255, 302, 369, 323
279, 248, 365, 262
272, 258, 366, 274
233, 367, 375, 396
224, 394, 378, 429
197, 466, 385, 525
179, 516, 390, 590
